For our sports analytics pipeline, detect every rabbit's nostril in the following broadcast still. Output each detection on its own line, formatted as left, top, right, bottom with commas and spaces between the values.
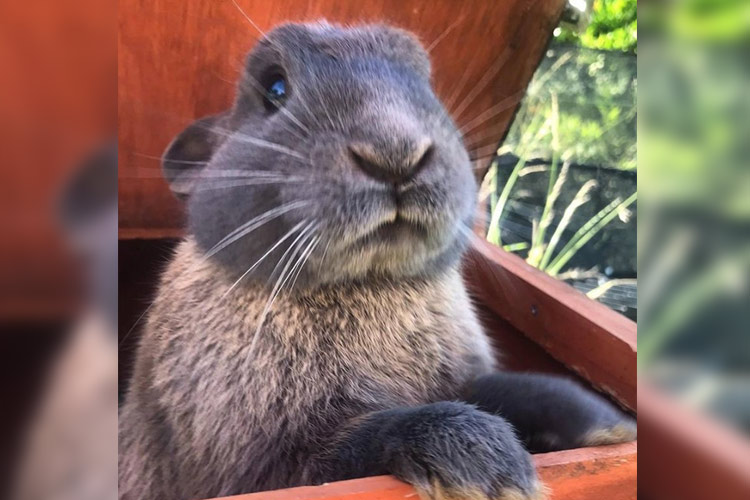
410, 144, 434, 179
348, 144, 401, 184
348, 138, 434, 185
349, 148, 382, 180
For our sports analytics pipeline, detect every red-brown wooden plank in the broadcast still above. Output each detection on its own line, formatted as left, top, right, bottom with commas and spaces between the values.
534, 442, 636, 500
213, 443, 637, 500
639, 383, 750, 500
463, 239, 637, 411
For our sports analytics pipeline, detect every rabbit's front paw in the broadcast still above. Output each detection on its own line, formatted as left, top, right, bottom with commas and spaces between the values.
582, 420, 637, 447
385, 402, 546, 500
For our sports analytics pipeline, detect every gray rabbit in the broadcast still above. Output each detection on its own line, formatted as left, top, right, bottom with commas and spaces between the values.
119, 22, 634, 500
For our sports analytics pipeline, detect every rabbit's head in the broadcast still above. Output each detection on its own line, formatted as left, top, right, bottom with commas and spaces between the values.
163, 22, 477, 289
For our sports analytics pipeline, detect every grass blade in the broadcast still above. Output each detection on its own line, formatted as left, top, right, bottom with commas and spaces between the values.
546, 192, 637, 276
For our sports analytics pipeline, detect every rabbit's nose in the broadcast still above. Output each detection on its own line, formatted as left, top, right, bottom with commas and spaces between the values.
348, 137, 433, 185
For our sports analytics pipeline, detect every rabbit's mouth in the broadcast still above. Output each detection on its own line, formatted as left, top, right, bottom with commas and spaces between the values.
358, 216, 429, 246
339, 178, 461, 258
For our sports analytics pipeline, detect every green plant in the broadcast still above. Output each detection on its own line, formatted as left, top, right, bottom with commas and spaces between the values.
557, 0, 638, 53
485, 91, 636, 278
485, 110, 550, 246
486, 2, 637, 282
486, 156, 636, 277
503, 47, 636, 171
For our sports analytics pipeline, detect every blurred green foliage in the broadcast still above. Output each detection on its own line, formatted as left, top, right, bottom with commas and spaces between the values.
501, 1, 638, 172
557, 0, 637, 52
638, 1, 750, 434
639, 46, 750, 219
503, 46, 636, 171
640, 0, 750, 43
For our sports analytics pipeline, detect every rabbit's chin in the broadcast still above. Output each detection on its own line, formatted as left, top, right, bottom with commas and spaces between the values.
298, 187, 473, 287
298, 223, 466, 289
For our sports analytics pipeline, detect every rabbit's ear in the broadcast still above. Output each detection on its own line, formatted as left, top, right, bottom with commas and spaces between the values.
162, 113, 227, 200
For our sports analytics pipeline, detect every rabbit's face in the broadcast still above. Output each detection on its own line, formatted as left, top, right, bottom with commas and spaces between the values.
164, 22, 477, 289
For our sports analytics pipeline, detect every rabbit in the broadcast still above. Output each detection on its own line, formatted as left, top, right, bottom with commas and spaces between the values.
119, 21, 634, 500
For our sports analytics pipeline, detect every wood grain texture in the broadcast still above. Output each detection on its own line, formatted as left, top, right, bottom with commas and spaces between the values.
211, 443, 637, 500
534, 442, 637, 500
464, 238, 637, 412
118, 0, 565, 235
475, 304, 599, 384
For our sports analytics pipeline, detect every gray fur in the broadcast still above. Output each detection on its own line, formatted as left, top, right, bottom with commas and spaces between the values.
119, 240, 497, 499
465, 373, 637, 453
119, 21, 629, 500
319, 402, 539, 498
171, 21, 476, 288
120, 21, 505, 500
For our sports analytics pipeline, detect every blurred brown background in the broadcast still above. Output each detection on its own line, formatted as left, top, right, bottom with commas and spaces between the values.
0, 0, 116, 496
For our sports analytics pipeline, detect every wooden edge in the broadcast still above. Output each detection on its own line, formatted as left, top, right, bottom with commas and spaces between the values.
463, 238, 637, 411
212, 476, 413, 500
471, 0, 567, 182
639, 382, 750, 500
534, 441, 636, 468
534, 442, 636, 500
212, 443, 636, 500
119, 227, 184, 239
0, 297, 79, 322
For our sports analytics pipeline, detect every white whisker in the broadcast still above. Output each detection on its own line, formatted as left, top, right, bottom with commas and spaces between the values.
120, 207, 310, 349
443, 52, 481, 116
204, 200, 310, 259
460, 89, 526, 138
427, 16, 462, 53
194, 170, 300, 179
229, 0, 268, 39
126, 159, 306, 181
273, 224, 318, 296
288, 234, 321, 291
462, 125, 501, 151
309, 84, 337, 130
133, 152, 208, 165
467, 143, 501, 161
211, 69, 237, 84
122, 170, 305, 181
192, 178, 305, 192
316, 235, 333, 276
220, 220, 307, 300
212, 127, 310, 162
240, 73, 311, 137
247, 222, 318, 355
451, 47, 512, 121
459, 223, 484, 247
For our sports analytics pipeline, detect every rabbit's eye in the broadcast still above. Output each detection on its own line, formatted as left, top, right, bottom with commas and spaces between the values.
263, 76, 287, 112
